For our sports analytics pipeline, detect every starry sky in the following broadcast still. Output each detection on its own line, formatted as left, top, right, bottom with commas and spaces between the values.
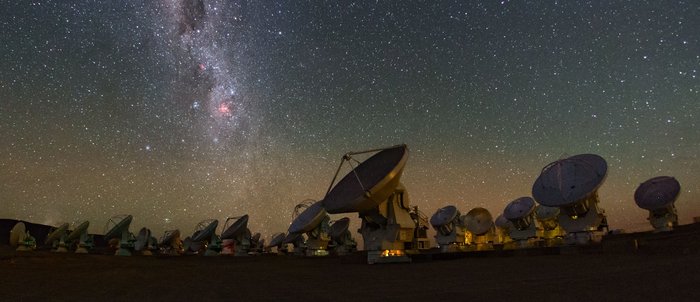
1, 1, 698, 241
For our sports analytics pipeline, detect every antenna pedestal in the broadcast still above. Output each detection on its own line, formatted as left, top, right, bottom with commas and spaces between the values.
508, 224, 544, 249
330, 241, 357, 256
75, 233, 93, 253
649, 207, 678, 233
558, 196, 608, 245
75, 246, 89, 254
303, 217, 331, 257
16, 235, 36, 252
203, 234, 222, 256
435, 231, 468, 252
234, 238, 251, 256
466, 232, 496, 251
54, 240, 69, 253
305, 238, 330, 256
115, 230, 134, 256
360, 188, 415, 264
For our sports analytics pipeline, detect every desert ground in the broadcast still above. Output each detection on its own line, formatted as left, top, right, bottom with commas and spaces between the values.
3, 219, 700, 301
2, 236, 700, 302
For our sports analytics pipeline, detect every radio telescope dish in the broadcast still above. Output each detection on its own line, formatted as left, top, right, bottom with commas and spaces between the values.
65, 221, 90, 243
134, 227, 151, 251
104, 215, 135, 256
104, 215, 133, 240
430, 205, 459, 228
192, 219, 218, 242
45, 223, 70, 245
322, 144, 408, 214
504, 197, 536, 221
267, 233, 285, 248
634, 176, 681, 210
635, 176, 681, 232
9, 222, 26, 247
532, 154, 607, 208
464, 207, 494, 236
289, 201, 327, 234
221, 215, 248, 240
329, 217, 351, 241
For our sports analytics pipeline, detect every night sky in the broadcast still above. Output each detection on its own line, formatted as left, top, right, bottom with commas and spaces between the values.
1, 1, 698, 241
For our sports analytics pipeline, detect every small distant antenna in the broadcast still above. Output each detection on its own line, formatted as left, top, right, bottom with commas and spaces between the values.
65, 221, 91, 253
220, 215, 250, 256
104, 215, 134, 256
45, 223, 70, 253
634, 176, 681, 232
159, 229, 183, 256
190, 219, 221, 256
430, 205, 468, 252
10, 222, 36, 251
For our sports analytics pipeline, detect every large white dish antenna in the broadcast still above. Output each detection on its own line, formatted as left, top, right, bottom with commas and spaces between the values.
134, 227, 151, 251
65, 221, 90, 242
430, 205, 459, 227
532, 154, 607, 208
634, 176, 681, 210
192, 219, 218, 242
329, 217, 351, 241
10, 222, 26, 247
288, 201, 327, 234
221, 215, 249, 240
464, 207, 493, 236
104, 215, 133, 240
267, 233, 285, 248
322, 145, 408, 214
45, 223, 70, 245
503, 197, 536, 221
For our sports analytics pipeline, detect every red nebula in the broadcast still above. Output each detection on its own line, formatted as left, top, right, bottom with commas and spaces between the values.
217, 101, 233, 116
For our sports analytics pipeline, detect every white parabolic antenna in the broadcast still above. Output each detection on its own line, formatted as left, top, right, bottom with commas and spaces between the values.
329, 217, 351, 241
65, 221, 90, 242
430, 205, 459, 229
104, 215, 133, 240
267, 233, 285, 247
9, 222, 26, 247
221, 215, 249, 240
45, 223, 70, 245
532, 154, 607, 208
134, 227, 151, 251
192, 219, 218, 242
322, 145, 408, 214
634, 176, 681, 211
503, 197, 536, 221
464, 207, 493, 236
288, 201, 326, 234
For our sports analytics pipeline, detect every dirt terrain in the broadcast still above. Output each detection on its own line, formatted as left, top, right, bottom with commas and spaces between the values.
3, 219, 700, 301
1, 244, 699, 301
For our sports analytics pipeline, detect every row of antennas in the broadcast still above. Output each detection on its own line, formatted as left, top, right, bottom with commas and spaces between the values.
429, 154, 683, 251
